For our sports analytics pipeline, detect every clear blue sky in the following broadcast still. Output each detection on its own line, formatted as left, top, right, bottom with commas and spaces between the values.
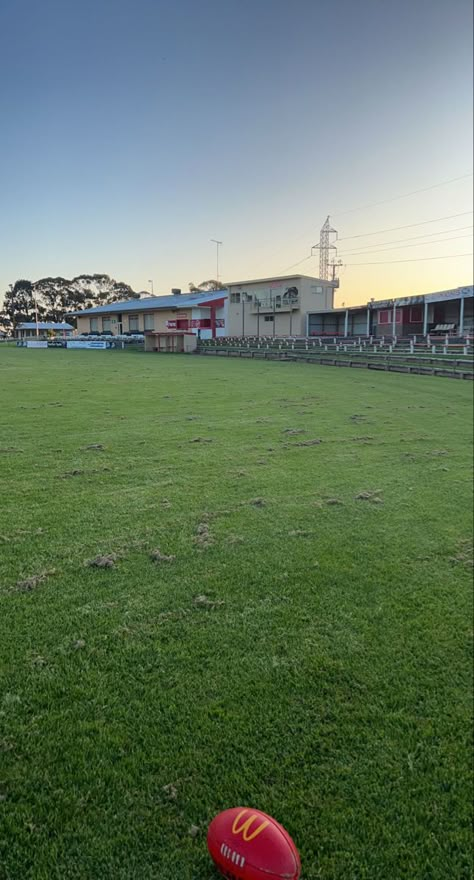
0, 0, 472, 305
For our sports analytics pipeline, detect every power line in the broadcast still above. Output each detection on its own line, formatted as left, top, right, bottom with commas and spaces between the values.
279, 255, 313, 274
344, 253, 473, 266
340, 232, 473, 257
338, 224, 473, 253
255, 168, 473, 271
277, 212, 473, 276
280, 219, 473, 273
332, 172, 473, 218
337, 211, 473, 242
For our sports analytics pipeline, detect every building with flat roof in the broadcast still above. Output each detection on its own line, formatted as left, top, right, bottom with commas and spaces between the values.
226, 275, 336, 337
307, 285, 473, 338
70, 274, 336, 340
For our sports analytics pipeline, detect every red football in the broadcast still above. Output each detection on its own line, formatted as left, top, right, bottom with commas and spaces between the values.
207, 806, 301, 880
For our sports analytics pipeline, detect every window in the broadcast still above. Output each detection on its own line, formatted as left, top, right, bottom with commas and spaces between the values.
378, 309, 402, 325
144, 313, 154, 331
128, 315, 139, 332
230, 292, 241, 304
102, 317, 111, 331
90, 318, 99, 332
242, 292, 252, 303
264, 315, 274, 322
409, 306, 423, 322
312, 285, 323, 294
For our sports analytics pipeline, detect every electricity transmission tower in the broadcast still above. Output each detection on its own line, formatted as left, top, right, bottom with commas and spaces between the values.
312, 216, 338, 280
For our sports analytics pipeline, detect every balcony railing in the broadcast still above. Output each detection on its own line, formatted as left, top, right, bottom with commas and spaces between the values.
250, 297, 300, 313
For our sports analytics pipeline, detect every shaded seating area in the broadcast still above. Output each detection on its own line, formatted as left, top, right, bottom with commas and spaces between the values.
144, 331, 197, 353
430, 323, 456, 335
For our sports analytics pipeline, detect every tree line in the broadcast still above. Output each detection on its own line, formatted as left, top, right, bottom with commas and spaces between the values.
0, 276, 224, 335
0, 274, 139, 334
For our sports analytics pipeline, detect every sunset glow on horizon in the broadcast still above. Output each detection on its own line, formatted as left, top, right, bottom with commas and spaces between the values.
0, 0, 472, 305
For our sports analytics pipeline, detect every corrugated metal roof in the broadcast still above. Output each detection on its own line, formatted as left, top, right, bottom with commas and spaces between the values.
17, 322, 74, 330
69, 290, 228, 316
308, 284, 474, 315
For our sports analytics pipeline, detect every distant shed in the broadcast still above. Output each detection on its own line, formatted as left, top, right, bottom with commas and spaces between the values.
15, 322, 74, 339
144, 331, 197, 353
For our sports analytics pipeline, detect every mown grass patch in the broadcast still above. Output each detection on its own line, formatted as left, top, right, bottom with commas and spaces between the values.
0, 348, 472, 879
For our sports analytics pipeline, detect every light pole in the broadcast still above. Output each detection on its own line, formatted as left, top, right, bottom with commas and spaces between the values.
210, 239, 222, 287
148, 280, 154, 296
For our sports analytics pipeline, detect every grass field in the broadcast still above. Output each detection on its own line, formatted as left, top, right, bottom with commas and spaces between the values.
0, 348, 472, 880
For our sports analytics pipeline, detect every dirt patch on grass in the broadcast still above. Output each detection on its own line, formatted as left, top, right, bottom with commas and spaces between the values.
193, 522, 214, 549
193, 594, 224, 609
0, 447, 23, 454
60, 469, 84, 478
14, 570, 56, 592
288, 529, 312, 537
295, 439, 322, 447
356, 490, 383, 503
326, 498, 344, 505
189, 437, 213, 443
86, 554, 118, 569
282, 428, 305, 435
249, 497, 266, 507
226, 534, 245, 545
450, 541, 473, 568
84, 444, 105, 451
1, 527, 44, 543
150, 548, 176, 564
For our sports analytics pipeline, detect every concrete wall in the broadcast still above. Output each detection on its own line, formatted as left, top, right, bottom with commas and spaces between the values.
227, 276, 335, 337
76, 315, 91, 334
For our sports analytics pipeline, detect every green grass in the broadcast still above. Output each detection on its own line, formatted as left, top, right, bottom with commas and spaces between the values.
0, 348, 472, 880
